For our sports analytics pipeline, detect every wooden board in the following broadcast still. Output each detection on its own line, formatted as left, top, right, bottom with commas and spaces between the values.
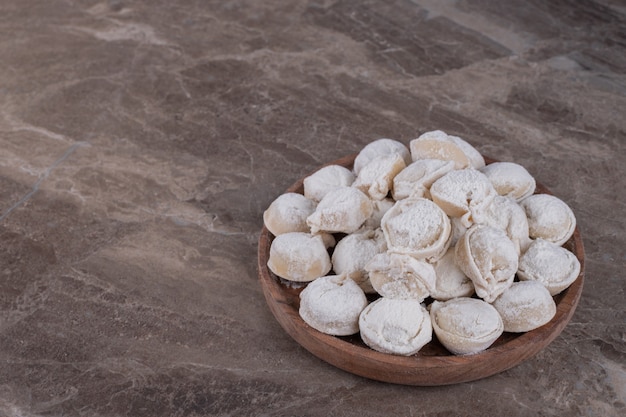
257, 154, 585, 386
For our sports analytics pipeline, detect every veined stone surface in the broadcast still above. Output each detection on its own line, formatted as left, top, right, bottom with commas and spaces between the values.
0, 0, 624, 416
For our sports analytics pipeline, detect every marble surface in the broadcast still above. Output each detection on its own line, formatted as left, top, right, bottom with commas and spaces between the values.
0, 0, 625, 416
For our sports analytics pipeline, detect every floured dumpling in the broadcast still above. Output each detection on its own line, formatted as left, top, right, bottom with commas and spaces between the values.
447, 135, 486, 170
303, 164, 355, 202
353, 138, 411, 175
267, 232, 331, 282
430, 246, 475, 301
331, 228, 387, 293
352, 153, 406, 200
409, 130, 485, 169
363, 198, 395, 229
381, 197, 451, 262
299, 274, 368, 336
520, 194, 576, 246
392, 158, 455, 201
455, 225, 518, 303
306, 186, 373, 234
366, 252, 436, 301
359, 297, 432, 356
484, 195, 532, 255
430, 297, 503, 355
480, 161, 536, 201
492, 281, 556, 333
430, 169, 497, 228
517, 238, 581, 295
263, 192, 316, 236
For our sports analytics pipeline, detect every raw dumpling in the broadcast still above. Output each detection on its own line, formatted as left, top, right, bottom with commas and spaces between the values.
447, 135, 486, 170
392, 158, 455, 201
303, 164, 355, 202
520, 194, 576, 246
480, 162, 536, 201
455, 225, 518, 303
359, 298, 432, 356
381, 197, 451, 262
299, 274, 368, 336
353, 138, 411, 175
267, 232, 331, 282
263, 192, 316, 236
363, 198, 395, 229
430, 297, 503, 355
366, 252, 436, 301
352, 153, 406, 200
306, 186, 373, 234
430, 246, 475, 301
409, 130, 484, 169
430, 169, 497, 228
492, 281, 556, 332
331, 228, 387, 293
484, 195, 532, 255
517, 238, 581, 295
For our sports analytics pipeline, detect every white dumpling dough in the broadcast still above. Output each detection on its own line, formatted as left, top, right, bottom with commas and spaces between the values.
409, 130, 485, 169
430, 246, 474, 301
353, 153, 406, 200
480, 162, 536, 201
484, 195, 532, 255
430, 297, 503, 355
429, 169, 497, 228
381, 197, 451, 262
299, 274, 368, 336
263, 192, 316, 236
392, 158, 455, 201
363, 198, 395, 229
353, 138, 411, 175
492, 281, 556, 332
306, 186, 373, 234
517, 238, 581, 295
359, 298, 432, 356
520, 194, 576, 246
331, 228, 387, 293
366, 252, 436, 301
267, 232, 331, 282
449, 216, 469, 248
303, 164, 355, 202
455, 225, 518, 303
447, 135, 486, 170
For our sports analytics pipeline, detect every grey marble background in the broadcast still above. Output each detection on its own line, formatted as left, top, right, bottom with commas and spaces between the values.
0, 0, 624, 416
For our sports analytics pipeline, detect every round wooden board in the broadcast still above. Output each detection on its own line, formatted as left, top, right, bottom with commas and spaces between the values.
257, 153, 585, 386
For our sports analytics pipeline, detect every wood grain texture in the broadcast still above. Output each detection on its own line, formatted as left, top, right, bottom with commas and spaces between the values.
258, 153, 585, 386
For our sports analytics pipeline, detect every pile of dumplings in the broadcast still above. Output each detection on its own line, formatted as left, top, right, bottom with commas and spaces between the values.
263, 130, 581, 356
